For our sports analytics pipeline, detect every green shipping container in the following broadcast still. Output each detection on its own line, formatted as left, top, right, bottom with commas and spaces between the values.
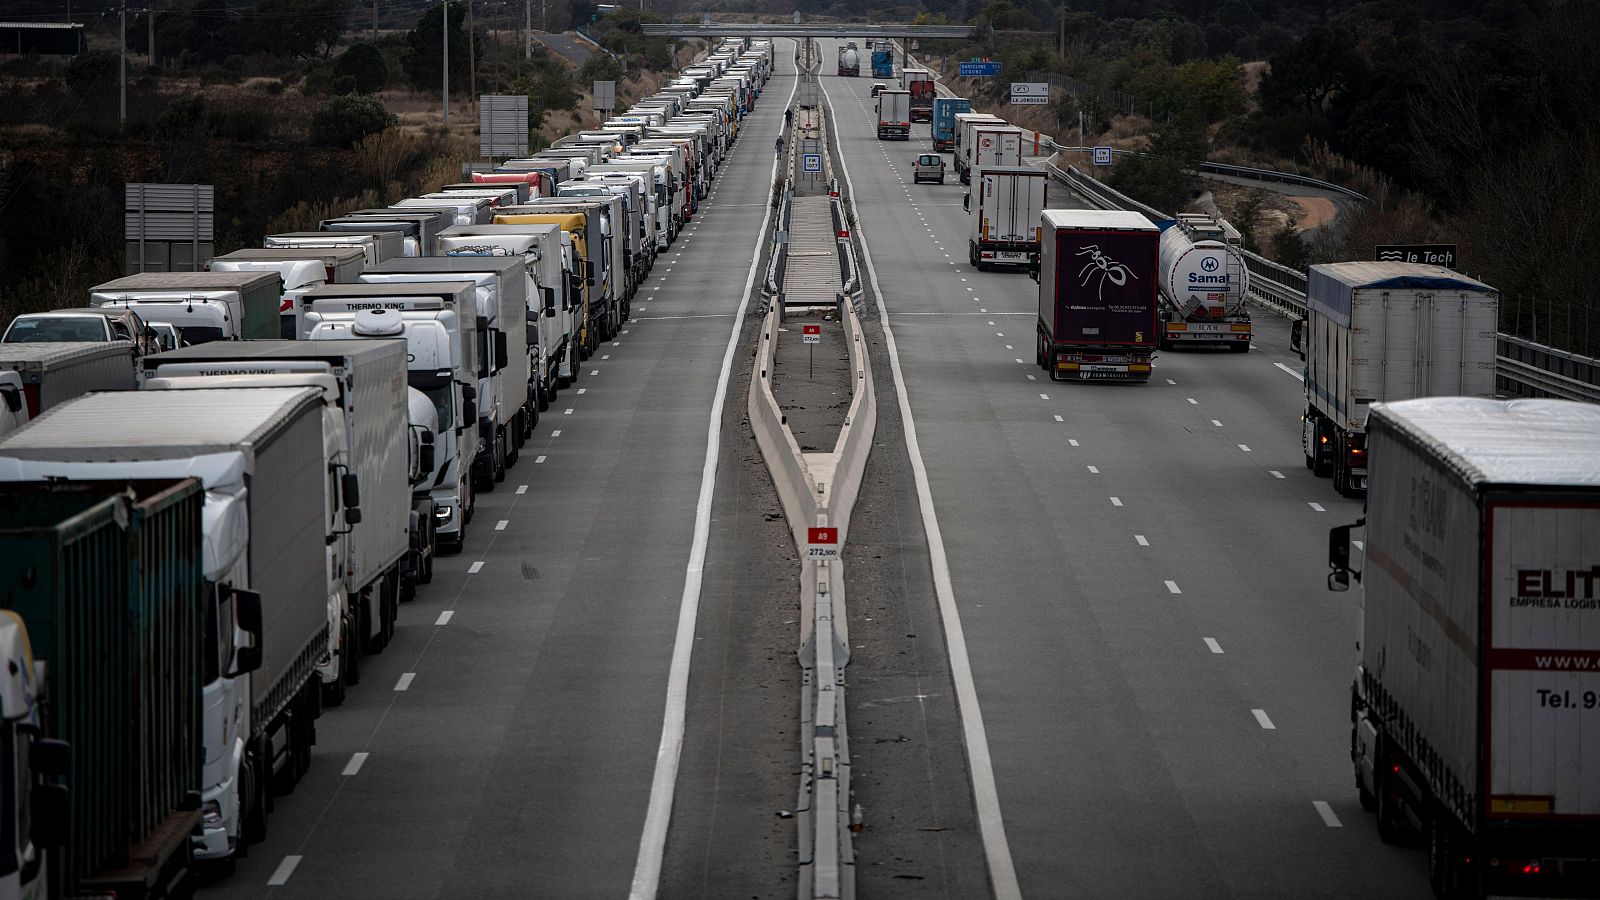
0, 479, 205, 896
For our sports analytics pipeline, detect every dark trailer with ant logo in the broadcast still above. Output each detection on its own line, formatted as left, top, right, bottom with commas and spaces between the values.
1034, 209, 1160, 383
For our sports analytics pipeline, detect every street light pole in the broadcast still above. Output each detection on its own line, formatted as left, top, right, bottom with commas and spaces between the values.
118, 3, 126, 124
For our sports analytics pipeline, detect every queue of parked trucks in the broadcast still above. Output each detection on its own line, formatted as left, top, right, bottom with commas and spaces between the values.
0, 35, 772, 900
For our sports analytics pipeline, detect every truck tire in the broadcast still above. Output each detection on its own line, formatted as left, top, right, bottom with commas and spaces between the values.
1428, 809, 1479, 900
417, 520, 435, 585
537, 377, 551, 412
344, 618, 362, 686
1376, 764, 1409, 845
493, 429, 507, 483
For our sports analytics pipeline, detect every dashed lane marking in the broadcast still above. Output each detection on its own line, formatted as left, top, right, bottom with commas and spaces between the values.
1204, 637, 1223, 654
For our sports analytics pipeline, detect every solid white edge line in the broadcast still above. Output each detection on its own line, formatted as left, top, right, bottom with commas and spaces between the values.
819, 74, 1023, 900
628, 55, 800, 900
267, 855, 303, 886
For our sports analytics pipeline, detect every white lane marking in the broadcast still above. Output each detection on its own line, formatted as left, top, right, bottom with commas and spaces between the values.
1211, 419, 1224, 427
820, 73, 1021, 900
551, 430, 561, 437
1026, 375, 1036, 381
1004, 345, 1013, 350
612, 342, 622, 347
1187, 397, 1198, 405
1086, 465, 1099, 474
988, 321, 995, 325
1204, 637, 1224, 654
1165, 580, 1182, 594
1015, 358, 1024, 364
1166, 379, 1177, 385
620, 330, 630, 334
1309, 502, 1327, 512
564, 408, 574, 415
467, 561, 484, 574
1353, 540, 1365, 551
1135, 534, 1149, 546
1238, 444, 1252, 452
1270, 470, 1285, 479
267, 856, 303, 886
996, 332, 1005, 337
1068, 439, 1079, 446
1110, 496, 1123, 506
435, 610, 453, 625
535, 455, 546, 464
1039, 393, 1049, 400
577, 388, 587, 395
590, 370, 598, 376
1275, 362, 1305, 382
631, 62, 797, 900
395, 672, 415, 691
342, 752, 369, 776
1253, 709, 1277, 730
495, 520, 509, 531
1313, 801, 1343, 827
516, 484, 528, 494
602, 354, 611, 360
1053, 414, 1063, 422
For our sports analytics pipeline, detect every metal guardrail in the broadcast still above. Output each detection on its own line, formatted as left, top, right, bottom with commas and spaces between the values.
1050, 164, 1600, 403
1198, 160, 1368, 201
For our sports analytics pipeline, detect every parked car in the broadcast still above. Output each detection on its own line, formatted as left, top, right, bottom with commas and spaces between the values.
913, 153, 946, 184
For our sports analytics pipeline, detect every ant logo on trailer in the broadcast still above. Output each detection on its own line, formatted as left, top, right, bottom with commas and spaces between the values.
1076, 244, 1139, 300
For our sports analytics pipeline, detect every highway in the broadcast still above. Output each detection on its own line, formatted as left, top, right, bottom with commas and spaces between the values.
194, 37, 1443, 900
815, 39, 1432, 899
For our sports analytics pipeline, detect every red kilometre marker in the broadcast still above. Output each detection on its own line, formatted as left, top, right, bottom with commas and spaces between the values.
808, 527, 838, 545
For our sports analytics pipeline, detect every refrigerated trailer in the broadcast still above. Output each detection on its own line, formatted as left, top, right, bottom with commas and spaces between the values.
1034, 210, 1159, 383
876, 90, 911, 140
0, 342, 137, 420
965, 166, 1046, 271
1294, 262, 1499, 497
1328, 397, 1600, 900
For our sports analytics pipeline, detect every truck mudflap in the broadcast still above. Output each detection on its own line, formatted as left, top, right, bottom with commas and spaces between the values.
1050, 351, 1153, 383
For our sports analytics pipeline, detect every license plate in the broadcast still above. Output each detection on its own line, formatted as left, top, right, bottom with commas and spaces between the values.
1183, 324, 1222, 333
995, 251, 1024, 260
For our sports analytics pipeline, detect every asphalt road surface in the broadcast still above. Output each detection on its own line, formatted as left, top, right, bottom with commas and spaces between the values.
815, 39, 1433, 900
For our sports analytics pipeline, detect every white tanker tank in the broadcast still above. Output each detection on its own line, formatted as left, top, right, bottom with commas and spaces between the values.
837, 47, 860, 76
1156, 214, 1253, 351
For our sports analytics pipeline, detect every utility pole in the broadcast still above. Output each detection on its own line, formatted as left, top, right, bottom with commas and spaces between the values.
147, 1, 154, 69
524, 0, 531, 59
1058, 1, 1065, 60
372, 0, 378, 42
118, 3, 126, 124
467, 0, 476, 114
442, 0, 449, 127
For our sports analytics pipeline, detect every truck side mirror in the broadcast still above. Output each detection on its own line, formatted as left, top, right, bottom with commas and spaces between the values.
962, 193, 970, 211
31, 783, 69, 849
569, 271, 583, 294
1029, 263, 1040, 283
1290, 319, 1304, 357
544, 288, 557, 317
0, 386, 20, 414
462, 397, 476, 426
461, 383, 476, 404
419, 430, 435, 473
1327, 519, 1364, 592
341, 472, 361, 510
229, 587, 264, 675
495, 331, 509, 369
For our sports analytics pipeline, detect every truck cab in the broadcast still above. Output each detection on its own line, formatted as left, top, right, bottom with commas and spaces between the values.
89, 272, 284, 344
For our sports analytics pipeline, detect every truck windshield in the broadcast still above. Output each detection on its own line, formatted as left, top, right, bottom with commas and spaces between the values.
424, 384, 454, 429
3, 317, 107, 342
179, 325, 225, 345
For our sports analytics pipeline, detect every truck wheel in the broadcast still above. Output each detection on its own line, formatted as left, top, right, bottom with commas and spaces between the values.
344, 618, 362, 686
418, 520, 435, 585
1376, 765, 1409, 845
1036, 337, 1045, 368
537, 378, 550, 412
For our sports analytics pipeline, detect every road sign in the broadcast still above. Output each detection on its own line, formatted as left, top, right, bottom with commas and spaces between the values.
592, 80, 615, 114
959, 61, 1001, 77
1010, 82, 1048, 104
806, 526, 840, 560
802, 153, 822, 174
480, 94, 529, 158
802, 323, 822, 344
1376, 243, 1457, 268
1093, 146, 1114, 166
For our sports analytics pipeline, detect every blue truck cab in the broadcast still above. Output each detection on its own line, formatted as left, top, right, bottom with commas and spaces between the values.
931, 97, 973, 151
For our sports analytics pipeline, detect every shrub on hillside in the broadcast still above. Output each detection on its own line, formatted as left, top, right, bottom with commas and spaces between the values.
309, 94, 396, 147
334, 43, 388, 94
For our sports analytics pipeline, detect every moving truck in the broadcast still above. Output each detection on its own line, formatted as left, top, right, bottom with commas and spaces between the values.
142, 340, 415, 698
1327, 398, 1600, 899
964, 166, 1047, 270
0, 387, 336, 865
931, 96, 972, 151
300, 282, 480, 553
89, 271, 283, 343
265, 230, 403, 267
871, 43, 894, 77
876, 89, 911, 140
0, 342, 137, 419
1292, 262, 1499, 497
953, 112, 1004, 176
432, 224, 574, 401
358, 257, 532, 484
960, 124, 1023, 184
0, 478, 218, 899
903, 67, 936, 122
1034, 210, 1159, 383
1156, 214, 1252, 352
837, 45, 859, 76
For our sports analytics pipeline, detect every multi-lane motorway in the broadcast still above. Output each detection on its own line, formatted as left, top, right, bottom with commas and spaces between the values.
202, 36, 1437, 900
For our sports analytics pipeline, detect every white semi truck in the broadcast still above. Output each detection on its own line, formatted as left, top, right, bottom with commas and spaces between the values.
0, 387, 338, 864
300, 282, 480, 553
1328, 398, 1600, 899
0, 341, 137, 421
964, 165, 1046, 271
1293, 262, 1499, 496
958, 123, 1023, 185
89, 271, 284, 343
1156, 214, 1251, 351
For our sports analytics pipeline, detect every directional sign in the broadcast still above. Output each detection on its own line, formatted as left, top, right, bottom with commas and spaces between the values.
592, 80, 615, 114
959, 61, 1002, 77
802, 323, 822, 345
802, 153, 822, 174
1010, 82, 1048, 104
1093, 146, 1114, 166
807, 526, 840, 560
1376, 243, 1457, 268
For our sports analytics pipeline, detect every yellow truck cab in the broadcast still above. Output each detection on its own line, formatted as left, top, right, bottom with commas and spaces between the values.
492, 212, 598, 357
